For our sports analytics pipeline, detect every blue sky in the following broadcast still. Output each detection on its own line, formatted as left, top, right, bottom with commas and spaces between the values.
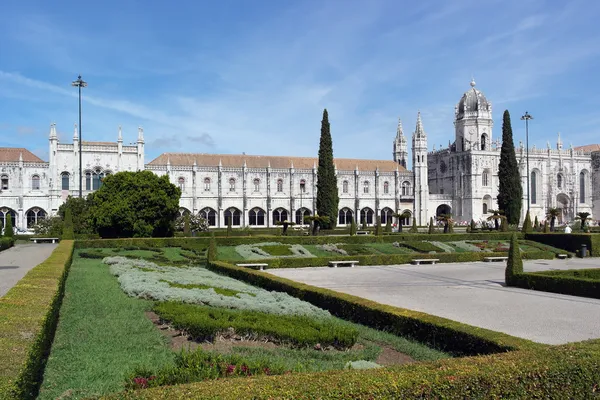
1, 0, 600, 166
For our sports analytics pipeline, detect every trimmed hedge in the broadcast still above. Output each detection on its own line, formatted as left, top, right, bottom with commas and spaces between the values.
0, 240, 74, 400
0, 237, 14, 252
526, 233, 600, 257
510, 268, 600, 299
207, 261, 541, 356
101, 340, 600, 400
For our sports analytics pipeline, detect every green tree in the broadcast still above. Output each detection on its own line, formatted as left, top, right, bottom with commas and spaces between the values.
501, 217, 509, 232
546, 208, 560, 232
497, 110, 523, 225
533, 216, 539, 231
4, 214, 14, 239
521, 210, 532, 233
349, 216, 357, 236
183, 213, 191, 236
505, 234, 523, 286
316, 109, 339, 229
62, 207, 74, 240
394, 210, 412, 233
437, 214, 452, 234
375, 216, 382, 236
88, 171, 181, 238
207, 233, 218, 263
32, 216, 63, 237
470, 219, 476, 232
409, 217, 418, 233
58, 196, 93, 234
576, 212, 591, 232
428, 217, 435, 234
487, 210, 503, 231
543, 220, 550, 233
385, 218, 391, 233
226, 217, 232, 237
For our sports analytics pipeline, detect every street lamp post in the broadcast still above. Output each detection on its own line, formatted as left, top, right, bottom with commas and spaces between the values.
71, 75, 87, 198
521, 112, 533, 213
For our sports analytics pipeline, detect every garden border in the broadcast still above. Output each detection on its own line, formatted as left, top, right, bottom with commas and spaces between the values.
510, 268, 600, 299
0, 240, 74, 400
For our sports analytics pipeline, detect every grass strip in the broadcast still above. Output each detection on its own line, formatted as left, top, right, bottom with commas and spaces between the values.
153, 302, 358, 348
159, 280, 246, 297
258, 245, 294, 256
0, 240, 73, 400
37, 252, 174, 400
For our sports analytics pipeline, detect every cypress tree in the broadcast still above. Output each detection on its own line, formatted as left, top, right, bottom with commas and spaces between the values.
183, 213, 191, 236
316, 109, 339, 229
409, 218, 418, 233
226, 217, 232, 237
4, 214, 14, 239
375, 216, 382, 236
385, 218, 391, 233
428, 217, 434, 234
505, 234, 523, 286
543, 220, 550, 233
62, 207, 75, 240
470, 219, 476, 232
497, 110, 523, 225
349, 216, 357, 236
207, 233, 218, 264
521, 210, 532, 233
534, 216, 539, 231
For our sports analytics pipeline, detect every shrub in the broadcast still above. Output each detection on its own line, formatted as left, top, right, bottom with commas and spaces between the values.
428, 217, 434, 234
0, 237, 15, 252
374, 216, 382, 237
207, 234, 217, 263
349, 217, 357, 236
153, 302, 358, 348
510, 268, 600, 299
62, 207, 74, 240
0, 241, 74, 399
521, 211, 532, 233
409, 218, 418, 233
526, 233, 600, 257
3, 214, 14, 239
505, 234, 523, 286
385, 219, 391, 233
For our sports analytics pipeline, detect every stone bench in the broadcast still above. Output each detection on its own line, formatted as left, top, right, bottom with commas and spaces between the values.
236, 263, 268, 271
356, 231, 370, 235
483, 256, 508, 262
30, 237, 59, 244
411, 258, 439, 265
329, 260, 359, 268
557, 254, 568, 259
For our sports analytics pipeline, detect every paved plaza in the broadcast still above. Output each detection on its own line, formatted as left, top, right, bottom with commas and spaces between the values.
268, 258, 600, 345
0, 243, 58, 297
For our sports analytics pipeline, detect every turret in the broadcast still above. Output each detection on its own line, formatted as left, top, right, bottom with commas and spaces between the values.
412, 112, 429, 225
454, 79, 493, 152
137, 126, 145, 170
393, 118, 408, 168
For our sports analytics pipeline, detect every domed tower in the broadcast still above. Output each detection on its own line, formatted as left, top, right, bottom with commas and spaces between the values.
392, 118, 408, 168
454, 79, 493, 152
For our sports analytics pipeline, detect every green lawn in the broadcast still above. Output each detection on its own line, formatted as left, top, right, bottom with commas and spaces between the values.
38, 251, 175, 400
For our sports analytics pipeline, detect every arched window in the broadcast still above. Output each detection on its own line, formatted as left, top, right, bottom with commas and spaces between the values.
31, 175, 40, 190
342, 180, 349, 193
300, 179, 306, 193
178, 208, 191, 217
363, 181, 369, 194
249, 208, 265, 225
204, 177, 210, 191
580, 171, 586, 203
483, 203, 488, 214
0, 208, 17, 232
61, 173, 70, 190
481, 134, 487, 150
482, 171, 489, 186
381, 207, 393, 224
253, 178, 260, 192
277, 179, 283, 193
85, 172, 92, 190
557, 174, 562, 189
178, 177, 185, 191
383, 181, 389, 194
531, 171, 537, 204
295, 208, 310, 225
224, 208, 241, 226
199, 207, 217, 226
272, 208, 288, 223
401, 181, 411, 195
229, 178, 236, 192
338, 208, 353, 225
26, 207, 46, 228
1, 175, 9, 190
360, 208, 374, 225
92, 169, 105, 190
399, 210, 411, 226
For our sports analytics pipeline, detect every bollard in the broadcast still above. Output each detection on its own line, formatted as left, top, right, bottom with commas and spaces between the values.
580, 244, 587, 258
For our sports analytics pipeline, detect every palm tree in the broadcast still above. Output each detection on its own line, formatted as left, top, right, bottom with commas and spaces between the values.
576, 212, 591, 232
393, 210, 412, 233
486, 210, 504, 231
546, 208, 560, 232
436, 213, 453, 234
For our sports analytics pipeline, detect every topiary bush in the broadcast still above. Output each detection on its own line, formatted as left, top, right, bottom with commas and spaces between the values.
505, 234, 523, 286
62, 207, 74, 240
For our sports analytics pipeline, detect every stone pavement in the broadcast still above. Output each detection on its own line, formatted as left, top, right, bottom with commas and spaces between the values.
268, 258, 600, 345
0, 243, 58, 297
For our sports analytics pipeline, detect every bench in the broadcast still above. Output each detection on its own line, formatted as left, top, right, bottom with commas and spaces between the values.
356, 231, 370, 235
411, 258, 439, 265
483, 256, 508, 262
236, 263, 268, 271
30, 237, 59, 244
329, 260, 360, 268
557, 254, 568, 259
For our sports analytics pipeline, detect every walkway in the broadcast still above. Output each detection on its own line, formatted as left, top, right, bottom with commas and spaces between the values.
267, 258, 600, 345
0, 243, 58, 297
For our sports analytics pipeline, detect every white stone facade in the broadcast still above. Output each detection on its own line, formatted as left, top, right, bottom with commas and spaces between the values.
1, 80, 598, 231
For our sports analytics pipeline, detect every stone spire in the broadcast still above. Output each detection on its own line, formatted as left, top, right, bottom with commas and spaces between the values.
137, 126, 144, 143
49, 123, 57, 139
73, 124, 78, 140
415, 112, 425, 138
118, 126, 123, 142
557, 132, 563, 150
395, 118, 404, 140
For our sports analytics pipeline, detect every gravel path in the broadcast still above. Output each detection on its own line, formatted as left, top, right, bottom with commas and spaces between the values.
0, 243, 58, 297
267, 258, 600, 345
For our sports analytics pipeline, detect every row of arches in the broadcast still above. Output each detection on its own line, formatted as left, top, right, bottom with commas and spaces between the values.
0, 207, 47, 230
530, 170, 589, 205
179, 207, 412, 227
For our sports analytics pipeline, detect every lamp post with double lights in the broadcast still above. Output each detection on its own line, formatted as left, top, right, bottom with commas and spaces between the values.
71, 75, 87, 198
521, 111, 533, 213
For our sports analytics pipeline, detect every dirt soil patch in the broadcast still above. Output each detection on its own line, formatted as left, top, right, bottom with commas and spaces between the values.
146, 311, 416, 366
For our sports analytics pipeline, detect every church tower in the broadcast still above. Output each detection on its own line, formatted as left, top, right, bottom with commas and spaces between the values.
412, 112, 429, 225
454, 79, 493, 152
393, 118, 408, 168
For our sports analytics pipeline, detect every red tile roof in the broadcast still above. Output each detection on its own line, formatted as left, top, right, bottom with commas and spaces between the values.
0, 148, 45, 163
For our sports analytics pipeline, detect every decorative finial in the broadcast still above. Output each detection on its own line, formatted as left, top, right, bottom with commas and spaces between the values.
396, 118, 403, 138
73, 123, 78, 139
118, 125, 122, 141
470, 77, 476, 87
